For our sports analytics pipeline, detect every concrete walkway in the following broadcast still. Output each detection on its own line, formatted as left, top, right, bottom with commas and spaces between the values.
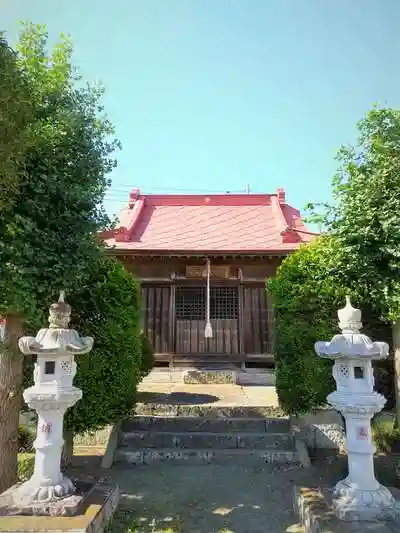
137, 382, 280, 408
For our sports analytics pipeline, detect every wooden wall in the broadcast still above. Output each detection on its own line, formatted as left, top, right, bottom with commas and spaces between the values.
122, 255, 282, 281
118, 255, 282, 361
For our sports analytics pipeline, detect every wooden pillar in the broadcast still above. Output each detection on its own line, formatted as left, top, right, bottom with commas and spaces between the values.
392, 321, 400, 425
238, 269, 246, 368
168, 276, 176, 368
266, 288, 275, 356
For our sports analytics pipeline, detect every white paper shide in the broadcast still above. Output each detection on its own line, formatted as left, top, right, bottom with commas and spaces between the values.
16, 291, 93, 505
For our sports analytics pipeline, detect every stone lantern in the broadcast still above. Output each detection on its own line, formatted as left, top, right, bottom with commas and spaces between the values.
314, 296, 395, 521
15, 291, 93, 509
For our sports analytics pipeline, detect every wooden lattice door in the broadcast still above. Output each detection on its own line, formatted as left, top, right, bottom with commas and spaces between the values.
175, 284, 239, 354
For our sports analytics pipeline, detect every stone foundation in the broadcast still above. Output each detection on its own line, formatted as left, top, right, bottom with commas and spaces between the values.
0, 480, 93, 517
0, 482, 119, 532
291, 408, 346, 451
135, 403, 286, 418
294, 486, 400, 533
183, 370, 236, 384
143, 368, 276, 386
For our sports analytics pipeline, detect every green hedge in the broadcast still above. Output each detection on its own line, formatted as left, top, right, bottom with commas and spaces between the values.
267, 237, 393, 416
62, 255, 142, 435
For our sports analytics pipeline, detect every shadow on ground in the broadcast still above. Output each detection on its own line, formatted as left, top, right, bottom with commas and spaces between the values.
136, 391, 220, 405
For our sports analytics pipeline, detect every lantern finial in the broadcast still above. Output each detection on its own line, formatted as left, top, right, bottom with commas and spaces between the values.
338, 295, 362, 333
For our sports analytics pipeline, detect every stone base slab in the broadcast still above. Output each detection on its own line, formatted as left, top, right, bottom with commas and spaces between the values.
0, 480, 93, 517
0, 482, 119, 532
294, 486, 400, 533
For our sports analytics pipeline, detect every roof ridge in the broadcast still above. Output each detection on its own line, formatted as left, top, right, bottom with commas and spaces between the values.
115, 196, 145, 242
270, 194, 289, 235
100, 187, 317, 253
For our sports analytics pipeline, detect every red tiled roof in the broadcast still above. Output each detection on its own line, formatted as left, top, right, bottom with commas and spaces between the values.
101, 188, 318, 254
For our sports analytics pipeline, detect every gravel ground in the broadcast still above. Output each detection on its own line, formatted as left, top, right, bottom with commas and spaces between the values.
104, 459, 343, 533
67, 449, 398, 533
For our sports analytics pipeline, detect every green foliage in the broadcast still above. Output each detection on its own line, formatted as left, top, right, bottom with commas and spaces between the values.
0, 23, 120, 490
63, 256, 142, 435
307, 107, 400, 321
139, 331, 154, 379
0, 34, 33, 212
268, 236, 392, 415
270, 107, 400, 416
268, 238, 341, 415
0, 22, 120, 322
17, 453, 34, 482
18, 425, 34, 452
372, 413, 400, 453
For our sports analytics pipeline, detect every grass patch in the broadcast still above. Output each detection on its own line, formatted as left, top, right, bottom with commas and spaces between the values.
18, 424, 35, 452
106, 507, 234, 533
18, 453, 34, 481
372, 413, 399, 453
105, 507, 181, 533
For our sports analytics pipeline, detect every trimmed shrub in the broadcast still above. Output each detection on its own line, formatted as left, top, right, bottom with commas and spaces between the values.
63, 255, 142, 436
267, 237, 393, 416
23, 256, 143, 436
139, 330, 154, 379
22, 254, 143, 465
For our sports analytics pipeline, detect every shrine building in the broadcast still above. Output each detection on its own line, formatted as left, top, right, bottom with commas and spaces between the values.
100, 187, 316, 369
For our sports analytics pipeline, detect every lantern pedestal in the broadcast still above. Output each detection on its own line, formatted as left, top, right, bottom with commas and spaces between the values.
14, 388, 82, 505
328, 393, 394, 521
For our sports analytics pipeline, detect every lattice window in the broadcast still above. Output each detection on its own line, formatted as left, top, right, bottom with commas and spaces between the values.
60, 360, 73, 375
175, 286, 239, 320
338, 364, 349, 378
210, 286, 238, 319
176, 287, 205, 320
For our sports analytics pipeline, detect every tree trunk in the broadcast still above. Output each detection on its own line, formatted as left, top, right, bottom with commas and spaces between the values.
61, 428, 74, 469
392, 321, 400, 426
0, 314, 24, 493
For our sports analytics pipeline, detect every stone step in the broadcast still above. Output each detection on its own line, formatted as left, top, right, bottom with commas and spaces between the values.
182, 369, 276, 386
115, 447, 299, 465
135, 404, 285, 418
183, 370, 236, 384
122, 416, 290, 434
120, 430, 293, 450
236, 370, 276, 386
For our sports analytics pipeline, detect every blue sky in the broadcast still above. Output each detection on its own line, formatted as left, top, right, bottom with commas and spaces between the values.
2, 1, 400, 219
